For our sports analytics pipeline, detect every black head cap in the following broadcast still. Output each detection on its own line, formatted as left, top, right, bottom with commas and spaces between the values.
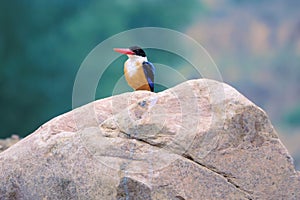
129, 46, 146, 57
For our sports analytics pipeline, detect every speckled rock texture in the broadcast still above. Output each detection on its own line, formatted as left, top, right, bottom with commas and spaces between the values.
0, 79, 299, 200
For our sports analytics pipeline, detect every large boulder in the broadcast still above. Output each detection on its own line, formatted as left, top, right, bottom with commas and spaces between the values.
0, 79, 299, 199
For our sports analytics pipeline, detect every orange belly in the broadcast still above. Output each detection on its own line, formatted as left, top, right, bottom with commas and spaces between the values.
124, 63, 150, 91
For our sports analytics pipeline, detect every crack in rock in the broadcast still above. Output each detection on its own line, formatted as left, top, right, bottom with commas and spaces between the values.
120, 128, 254, 199
181, 153, 254, 200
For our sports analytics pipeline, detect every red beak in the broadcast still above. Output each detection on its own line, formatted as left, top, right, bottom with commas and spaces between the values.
113, 48, 135, 55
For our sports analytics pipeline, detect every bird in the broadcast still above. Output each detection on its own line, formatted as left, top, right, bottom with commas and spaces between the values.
113, 46, 155, 92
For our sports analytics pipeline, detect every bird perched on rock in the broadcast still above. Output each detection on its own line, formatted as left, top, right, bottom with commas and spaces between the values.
114, 46, 155, 92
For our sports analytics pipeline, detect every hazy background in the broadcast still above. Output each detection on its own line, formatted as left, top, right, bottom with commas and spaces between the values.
0, 0, 299, 168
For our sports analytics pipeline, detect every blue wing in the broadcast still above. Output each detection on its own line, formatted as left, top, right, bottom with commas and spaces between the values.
142, 61, 155, 92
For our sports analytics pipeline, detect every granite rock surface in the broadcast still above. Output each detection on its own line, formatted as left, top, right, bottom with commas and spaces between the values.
0, 79, 299, 200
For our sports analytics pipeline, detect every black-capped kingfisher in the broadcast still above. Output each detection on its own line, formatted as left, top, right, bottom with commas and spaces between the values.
113, 46, 155, 92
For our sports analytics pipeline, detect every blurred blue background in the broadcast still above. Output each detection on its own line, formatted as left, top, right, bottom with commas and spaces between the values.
0, 0, 299, 168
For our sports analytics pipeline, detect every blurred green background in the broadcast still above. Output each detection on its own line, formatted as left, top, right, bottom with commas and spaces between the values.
0, 0, 299, 168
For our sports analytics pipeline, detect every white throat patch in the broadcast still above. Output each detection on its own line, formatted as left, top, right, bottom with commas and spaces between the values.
125, 55, 148, 77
